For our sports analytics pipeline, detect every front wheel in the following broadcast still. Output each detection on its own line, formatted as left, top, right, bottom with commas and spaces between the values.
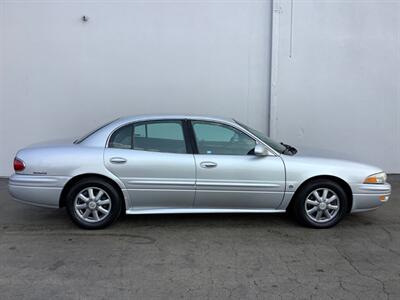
291, 180, 349, 228
65, 178, 123, 229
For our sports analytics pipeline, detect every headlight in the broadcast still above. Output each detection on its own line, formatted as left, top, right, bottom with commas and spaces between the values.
364, 172, 387, 184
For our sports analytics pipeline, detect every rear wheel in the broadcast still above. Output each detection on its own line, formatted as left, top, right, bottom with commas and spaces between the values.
66, 178, 123, 229
291, 179, 348, 228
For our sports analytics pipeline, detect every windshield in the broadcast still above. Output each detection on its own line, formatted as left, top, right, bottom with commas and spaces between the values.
235, 120, 287, 154
74, 118, 119, 144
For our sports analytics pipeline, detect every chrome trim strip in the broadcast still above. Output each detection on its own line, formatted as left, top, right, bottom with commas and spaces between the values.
126, 180, 194, 186
9, 185, 61, 190
9, 175, 70, 187
357, 185, 391, 192
127, 189, 194, 192
127, 189, 283, 193
353, 192, 391, 196
197, 190, 284, 193
196, 182, 281, 188
9, 177, 58, 184
126, 179, 281, 189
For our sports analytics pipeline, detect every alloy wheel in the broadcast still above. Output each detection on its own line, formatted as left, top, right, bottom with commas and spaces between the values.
304, 188, 340, 223
74, 187, 112, 223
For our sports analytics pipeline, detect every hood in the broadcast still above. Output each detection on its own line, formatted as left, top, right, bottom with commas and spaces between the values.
294, 145, 358, 161
282, 154, 383, 185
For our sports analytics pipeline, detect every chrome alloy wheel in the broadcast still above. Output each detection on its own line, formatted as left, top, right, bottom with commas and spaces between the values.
74, 187, 112, 223
305, 188, 340, 223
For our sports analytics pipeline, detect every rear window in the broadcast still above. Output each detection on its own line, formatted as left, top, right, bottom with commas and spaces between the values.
74, 119, 118, 144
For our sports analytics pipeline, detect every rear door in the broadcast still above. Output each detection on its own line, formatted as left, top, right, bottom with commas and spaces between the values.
190, 120, 285, 209
104, 120, 196, 210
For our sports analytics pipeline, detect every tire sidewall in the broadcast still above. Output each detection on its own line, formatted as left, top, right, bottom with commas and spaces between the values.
66, 178, 122, 229
294, 180, 348, 228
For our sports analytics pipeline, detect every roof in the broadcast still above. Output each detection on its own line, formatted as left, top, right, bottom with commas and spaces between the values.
117, 114, 235, 124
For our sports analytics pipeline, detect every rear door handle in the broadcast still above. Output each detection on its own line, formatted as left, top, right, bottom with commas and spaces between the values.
110, 157, 127, 164
200, 161, 217, 168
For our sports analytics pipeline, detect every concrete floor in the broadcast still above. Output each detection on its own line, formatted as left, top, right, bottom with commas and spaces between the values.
0, 177, 399, 300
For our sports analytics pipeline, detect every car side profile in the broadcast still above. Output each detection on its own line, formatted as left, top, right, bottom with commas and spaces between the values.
9, 115, 391, 229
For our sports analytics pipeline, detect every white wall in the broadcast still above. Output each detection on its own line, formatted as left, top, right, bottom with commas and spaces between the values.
0, 0, 272, 176
2, 0, 398, 176
271, 0, 400, 173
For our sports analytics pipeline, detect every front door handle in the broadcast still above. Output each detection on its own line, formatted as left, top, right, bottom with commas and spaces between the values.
110, 157, 127, 164
200, 161, 217, 168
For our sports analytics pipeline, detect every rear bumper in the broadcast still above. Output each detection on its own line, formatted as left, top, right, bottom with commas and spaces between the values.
8, 174, 70, 208
351, 183, 391, 212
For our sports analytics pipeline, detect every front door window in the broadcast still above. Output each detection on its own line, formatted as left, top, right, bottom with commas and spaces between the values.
191, 121, 256, 155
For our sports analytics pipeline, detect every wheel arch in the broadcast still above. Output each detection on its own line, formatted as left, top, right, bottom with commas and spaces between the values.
288, 175, 353, 213
59, 173, 126, 212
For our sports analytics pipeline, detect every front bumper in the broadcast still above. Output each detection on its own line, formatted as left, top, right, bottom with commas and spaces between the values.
8, 174, 70, 208
351, 182, 391, 212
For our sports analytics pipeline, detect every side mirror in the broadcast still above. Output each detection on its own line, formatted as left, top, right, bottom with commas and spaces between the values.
254, 144, 269, 156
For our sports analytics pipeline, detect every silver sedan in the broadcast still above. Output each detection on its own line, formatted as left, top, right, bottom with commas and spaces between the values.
9, 115, 391, 229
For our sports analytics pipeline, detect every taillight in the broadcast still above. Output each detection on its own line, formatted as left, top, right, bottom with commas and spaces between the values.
14, 158, 25, 172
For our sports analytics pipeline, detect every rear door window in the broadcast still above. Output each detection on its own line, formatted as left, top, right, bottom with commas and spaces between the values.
133, 121, 187, 154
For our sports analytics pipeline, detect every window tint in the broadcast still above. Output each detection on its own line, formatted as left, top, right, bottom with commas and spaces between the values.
133, 121, 187, 154
109, 124, 132, 149
192, 121, 256, 155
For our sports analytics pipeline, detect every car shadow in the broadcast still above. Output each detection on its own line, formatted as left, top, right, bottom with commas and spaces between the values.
2, 200, 388, 232
116, 212, 297, 229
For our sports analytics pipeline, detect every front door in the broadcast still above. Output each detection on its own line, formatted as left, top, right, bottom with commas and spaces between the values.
104, 120, 196, 210
190, 120, 285, 209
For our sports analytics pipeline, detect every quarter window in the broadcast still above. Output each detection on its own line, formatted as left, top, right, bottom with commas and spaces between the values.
109, 124, 133, 149
192, 121, 256, 155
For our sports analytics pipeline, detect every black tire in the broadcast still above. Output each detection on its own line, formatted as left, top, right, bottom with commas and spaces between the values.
291, 179, 348, 228
65, 177, 123, 229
